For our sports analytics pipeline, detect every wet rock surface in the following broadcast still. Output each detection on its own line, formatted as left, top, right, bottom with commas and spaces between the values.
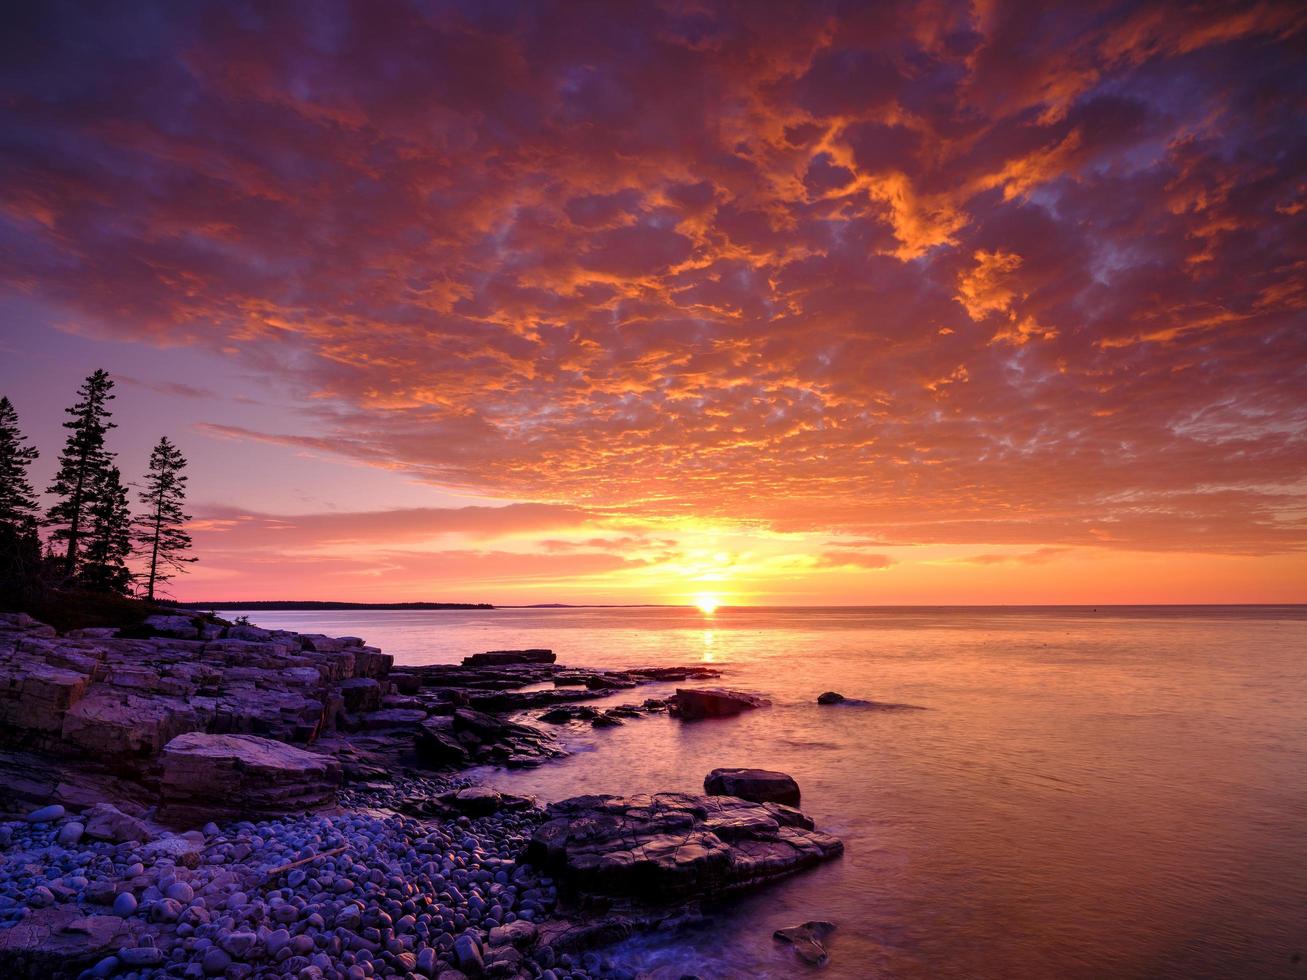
774, 919, 837, 966
527, 792, 843, 904
704, 768, 801, 808
817, 691, 926, 709
672, 688, 772, 720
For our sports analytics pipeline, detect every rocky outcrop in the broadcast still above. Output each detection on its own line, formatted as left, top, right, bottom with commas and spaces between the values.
673, 687, 771, 720
526, 792, 842, 904
160, 732, 341, 822
0, 613, 391, 766
704, 768, 801, 807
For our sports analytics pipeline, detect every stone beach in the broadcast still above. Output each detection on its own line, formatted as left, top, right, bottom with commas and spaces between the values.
0, 612, 844, 978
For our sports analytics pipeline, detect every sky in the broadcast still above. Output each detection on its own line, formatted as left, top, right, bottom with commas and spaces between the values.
1, 0, 1304, 605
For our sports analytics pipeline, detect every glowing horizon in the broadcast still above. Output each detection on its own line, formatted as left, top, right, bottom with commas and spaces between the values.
1, 2, 1304, 606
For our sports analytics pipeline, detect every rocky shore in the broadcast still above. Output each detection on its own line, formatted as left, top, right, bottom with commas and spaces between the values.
0, 612, 845, 978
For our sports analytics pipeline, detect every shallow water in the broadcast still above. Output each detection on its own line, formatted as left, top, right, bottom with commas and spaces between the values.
233, 605, 1307, 979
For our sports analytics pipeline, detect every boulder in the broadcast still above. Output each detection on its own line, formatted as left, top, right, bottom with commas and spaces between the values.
337, 677, 382, 713
160, 732, 340, 822
0, 908, 129, 976
816, 691, 845, 704
446, 786, 502, 816
82, 802, 153, 844
526, 792, 842, 903
704, 768, 801, 807
774, 920, 836, 966
462, 649, 556, 667
141, 614, 201, 639
674, 688, 771, 720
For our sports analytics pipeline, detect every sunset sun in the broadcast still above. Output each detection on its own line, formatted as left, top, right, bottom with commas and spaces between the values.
694, 595, 721, 615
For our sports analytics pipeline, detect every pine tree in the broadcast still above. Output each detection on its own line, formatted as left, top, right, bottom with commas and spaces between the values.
46, 370, 116, 578
0, 396, 43, 601
77, 465, 133, 594
0, 396, 40, 530
134, 436, 195, 600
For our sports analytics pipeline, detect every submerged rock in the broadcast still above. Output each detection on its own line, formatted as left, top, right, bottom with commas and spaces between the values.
704, 768, 801, 807
817, 691, 926, 709
674, 688, 771, 720
774, 920, 837, 966
526, 792, 842, 904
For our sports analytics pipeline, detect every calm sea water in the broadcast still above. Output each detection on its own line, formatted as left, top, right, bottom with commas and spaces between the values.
231, 606, 1307, 979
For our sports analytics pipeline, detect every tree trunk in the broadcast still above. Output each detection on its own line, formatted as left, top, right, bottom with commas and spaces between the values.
62, 460, 88, 578
146, 496, 163, 601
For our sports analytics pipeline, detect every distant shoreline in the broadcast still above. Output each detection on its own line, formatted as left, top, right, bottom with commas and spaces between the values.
163, 600, 495, 611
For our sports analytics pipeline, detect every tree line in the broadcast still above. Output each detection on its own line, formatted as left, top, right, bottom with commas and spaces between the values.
0, 369, 196, 607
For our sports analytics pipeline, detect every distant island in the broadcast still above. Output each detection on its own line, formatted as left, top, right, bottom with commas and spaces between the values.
163, 600, 494, 610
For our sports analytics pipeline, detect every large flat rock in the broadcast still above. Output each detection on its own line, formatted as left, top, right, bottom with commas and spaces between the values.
526, 792, 842, 904
160, 732, 340, 821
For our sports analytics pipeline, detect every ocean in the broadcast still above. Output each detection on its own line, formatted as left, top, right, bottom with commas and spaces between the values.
229, 605, 1307, 979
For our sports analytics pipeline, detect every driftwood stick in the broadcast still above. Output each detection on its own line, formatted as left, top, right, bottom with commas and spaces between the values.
263, 844, 348, 878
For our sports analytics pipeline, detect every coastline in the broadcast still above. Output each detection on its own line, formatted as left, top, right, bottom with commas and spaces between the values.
0, 611, 840, 979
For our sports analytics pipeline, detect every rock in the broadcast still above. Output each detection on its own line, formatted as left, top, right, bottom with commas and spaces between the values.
0, 908, 128, 976
448, 786, 502, 816
142, 614, 202, 639
360, 707, 428, 729
816, 692, 925, 709
704, 768, 801, 807
527, 792, 842, 903
161, 732, 340, 821
24, 803, 66, 822
220, 930, 259, 959
488, 920, 538, 949
462, 650, 556, 667
674, 688, 771, 720
416, 716, 472, 767
57, 820, 85, 845
202, 947, 233, 975
454, 933, 485, 974
337, 677, 382, 713
774, 920, 836, 966
82, 802, 153, 843
112, 892, 138, 917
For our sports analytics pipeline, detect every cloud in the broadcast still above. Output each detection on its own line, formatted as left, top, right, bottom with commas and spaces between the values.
2, 0, 1305, 564
957, 547, 1073, 565
815, 551, 895, 570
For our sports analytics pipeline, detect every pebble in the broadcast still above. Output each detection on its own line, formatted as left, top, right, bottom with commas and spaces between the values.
24, 804, 65, 823
57, 821, 84, 845
0, 775, 583, 978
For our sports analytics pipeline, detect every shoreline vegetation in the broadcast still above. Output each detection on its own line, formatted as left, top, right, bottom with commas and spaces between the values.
0, 608, 842, 978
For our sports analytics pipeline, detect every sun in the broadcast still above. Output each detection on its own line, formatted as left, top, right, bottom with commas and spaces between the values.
694, 594, 721, 615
